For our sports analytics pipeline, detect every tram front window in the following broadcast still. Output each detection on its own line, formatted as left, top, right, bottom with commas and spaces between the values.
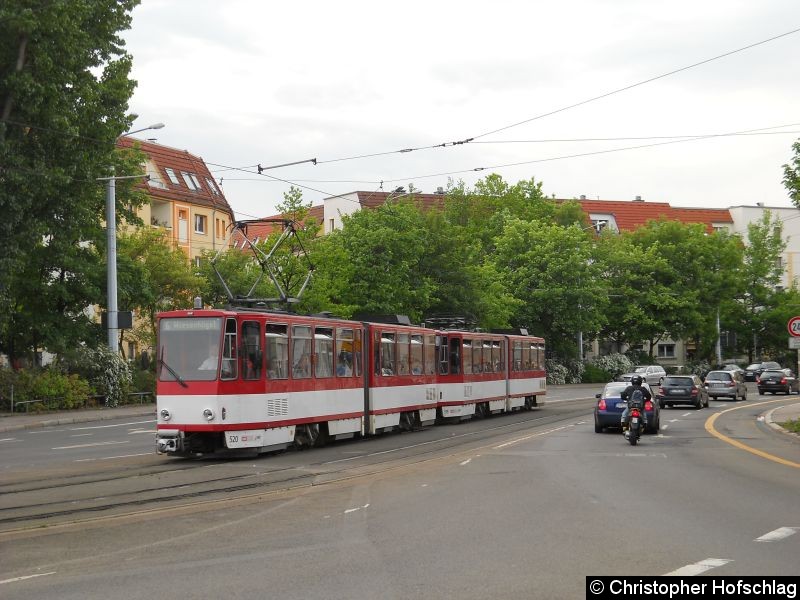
158, 317, 223, 381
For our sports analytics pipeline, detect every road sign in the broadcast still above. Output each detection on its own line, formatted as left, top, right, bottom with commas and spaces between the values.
789, 337, 800, 350
789, 316, 800, 337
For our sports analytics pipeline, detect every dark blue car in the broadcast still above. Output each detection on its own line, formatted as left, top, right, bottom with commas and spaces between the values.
594, 381, 660, 434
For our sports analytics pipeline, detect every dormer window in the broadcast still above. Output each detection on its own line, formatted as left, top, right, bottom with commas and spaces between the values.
164, 168, 181, 185
205, 178, 220, 195
182, 172, 201, 191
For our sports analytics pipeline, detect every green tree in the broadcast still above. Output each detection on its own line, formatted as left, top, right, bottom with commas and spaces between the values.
0, 0, 141, 363
728, 211, 786, 362
115, 228, 203, 350
492, 220, 609, 358
783, 139, 800, 207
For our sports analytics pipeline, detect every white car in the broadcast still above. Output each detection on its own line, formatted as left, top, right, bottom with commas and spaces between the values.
619, 365, 667, 385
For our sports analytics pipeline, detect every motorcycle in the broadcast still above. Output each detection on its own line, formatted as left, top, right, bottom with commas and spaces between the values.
623, 391, 645, 446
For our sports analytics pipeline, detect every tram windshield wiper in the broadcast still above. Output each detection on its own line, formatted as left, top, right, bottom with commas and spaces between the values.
158, 352, 188, 388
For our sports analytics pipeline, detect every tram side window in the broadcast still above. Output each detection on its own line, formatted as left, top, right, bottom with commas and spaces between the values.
482, 341, 494, 373
315, 327, 333, 378
241, 321, 262, 380
221, 318, 238, 380
472, 339, 483, 373
336, 327, 354, 377
354, 329, 363, 376
424, 334, 436, 375
462, 340, 473, 375
397, 333, 410, 375
530, 343, 539, 370
522, 343, 531, 371
513, 341, 522, 372
381, 332, 396, 375
492, 340, 503, 372
449, 337, 461, 375
292, 325, 312, 379
411, 335, 424, 375
266, 323, 288, 379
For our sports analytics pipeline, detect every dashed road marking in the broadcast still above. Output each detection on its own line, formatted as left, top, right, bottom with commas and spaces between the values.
755, 527, 800, 542
52, 440, 129, 450
664, 558, 732, 576
344, 504, 370, 514
0, 572, 56, 585
75, 452, 152, 462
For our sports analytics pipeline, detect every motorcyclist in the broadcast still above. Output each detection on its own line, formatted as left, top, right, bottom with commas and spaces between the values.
620, 375, 651, 434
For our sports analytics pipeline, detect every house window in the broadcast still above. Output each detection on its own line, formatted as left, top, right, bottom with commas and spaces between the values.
657, 344, 675, 358
182, 172, 201, 190
194, 256, 202, 269
329, 218, 335, 232
164, 168, 180, 185
205, 178, 219, 195
195, 214, 206, 234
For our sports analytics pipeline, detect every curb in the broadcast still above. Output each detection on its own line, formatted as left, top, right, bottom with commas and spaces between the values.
763, 406, 800, 440
0, 407, 155, 434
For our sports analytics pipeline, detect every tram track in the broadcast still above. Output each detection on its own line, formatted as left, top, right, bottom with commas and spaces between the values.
0, 400, 594, 534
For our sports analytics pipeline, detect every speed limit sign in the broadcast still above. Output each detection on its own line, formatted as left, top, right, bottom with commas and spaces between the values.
788, 316, 800, 337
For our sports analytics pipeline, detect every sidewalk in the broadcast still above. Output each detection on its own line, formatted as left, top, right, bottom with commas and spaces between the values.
764, 399, 800, 439
0, 403, 156, 433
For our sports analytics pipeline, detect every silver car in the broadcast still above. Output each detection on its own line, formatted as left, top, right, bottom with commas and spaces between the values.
704, 370, 747, 401
620, 365, 667, 385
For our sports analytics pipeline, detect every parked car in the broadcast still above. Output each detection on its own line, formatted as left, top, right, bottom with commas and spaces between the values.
594, 381, 660, 434
619, 365, 667, 385
757, 369, 800, 395
720, 364, 744, 374
704, 370, 747, 401
744, 361, 781, 382
655, 375, 709, 409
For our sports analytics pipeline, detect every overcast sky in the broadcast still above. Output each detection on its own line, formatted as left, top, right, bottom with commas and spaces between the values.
122, 1, 800, 220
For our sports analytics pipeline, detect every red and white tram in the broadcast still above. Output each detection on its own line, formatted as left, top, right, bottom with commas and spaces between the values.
155, 308, 546, 457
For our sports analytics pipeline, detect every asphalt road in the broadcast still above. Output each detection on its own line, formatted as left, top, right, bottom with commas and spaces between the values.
1, 384, 799, 599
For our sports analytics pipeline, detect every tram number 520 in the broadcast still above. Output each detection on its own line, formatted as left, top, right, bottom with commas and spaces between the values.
225, 430, 264, 449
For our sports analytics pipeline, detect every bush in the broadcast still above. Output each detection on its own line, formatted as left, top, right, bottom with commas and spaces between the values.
589, 353, 633, 381
65, 346, 132, 407
582, 363, 612, 383
546, 359, 568, 385
0, 367, 91, 410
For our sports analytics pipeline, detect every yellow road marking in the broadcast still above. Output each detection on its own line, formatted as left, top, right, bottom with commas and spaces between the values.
705, 399, 800, 469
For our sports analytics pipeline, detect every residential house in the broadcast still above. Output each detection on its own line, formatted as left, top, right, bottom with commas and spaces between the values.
117, 136, 235, 268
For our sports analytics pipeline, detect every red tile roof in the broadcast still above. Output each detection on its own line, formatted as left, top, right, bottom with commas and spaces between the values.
563, 199, 732, 233
117, 136, 234, 219
231, 204, 325, 249
354, 190, 447, 211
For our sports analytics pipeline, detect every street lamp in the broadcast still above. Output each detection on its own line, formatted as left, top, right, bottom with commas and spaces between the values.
102, 122, 164, 351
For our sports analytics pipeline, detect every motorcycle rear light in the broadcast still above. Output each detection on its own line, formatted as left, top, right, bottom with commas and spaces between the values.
631, 409, 641, 418
644, 400, 653, 411
598, 399, 606, 410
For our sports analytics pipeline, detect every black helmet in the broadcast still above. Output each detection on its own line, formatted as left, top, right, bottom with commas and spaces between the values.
630, 375, 644, 386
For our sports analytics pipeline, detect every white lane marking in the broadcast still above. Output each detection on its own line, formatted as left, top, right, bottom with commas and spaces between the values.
668, 419, 681, 423
494, 425, 571, 449
344, 503, 370, 514
128, 430, 155, 435
70, 433, 93, 438
70, 420, 155, 431
0, 438, 19, 442
0, 572, 57, 585
755, 527, 800, 542
27, 429, 67, 434
52, 440, 130, 450
661, 424, 669, 430
664, 558, 732, 576
460, 458, 472, 466
682, 412, 692, 417
74, 452, 152, 462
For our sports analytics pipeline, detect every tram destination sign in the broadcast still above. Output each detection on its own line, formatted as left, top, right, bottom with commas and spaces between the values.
789, 316, 800, 337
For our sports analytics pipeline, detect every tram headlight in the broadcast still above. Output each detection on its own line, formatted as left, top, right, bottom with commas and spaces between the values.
203, 408, 215, 421
160, 409, 171, 421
